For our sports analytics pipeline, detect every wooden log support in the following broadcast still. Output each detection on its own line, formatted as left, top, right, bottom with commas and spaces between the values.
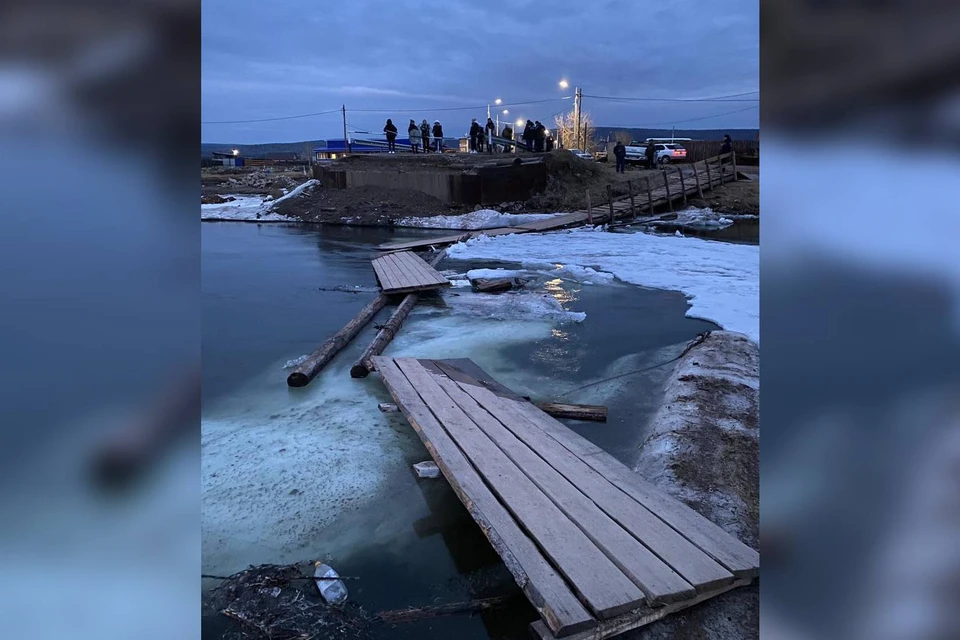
662, 170, 673, 212
585, 190, 593, 225
677, 166, 687, 205
628, 180, 636, 220
694, 162, 704, 198
350, 251, 446, 379
705, 159, 714, 190
645, 177, 654, 215
287, 294, 389, 387
606, 185, 615, 221
534, 402, 608, 423
731, 150, 738, 181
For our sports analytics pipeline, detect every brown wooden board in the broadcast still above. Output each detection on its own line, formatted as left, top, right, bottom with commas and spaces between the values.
370, 356, 595, 637
529, 577, 753, 640
371, 251, 451, 294
394, 358, 646, 619
432, 373, 696, 605
455, 383, 736, 592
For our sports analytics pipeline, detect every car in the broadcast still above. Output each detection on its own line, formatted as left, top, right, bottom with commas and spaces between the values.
650, 142, 687, 164
568, 149, 594, 161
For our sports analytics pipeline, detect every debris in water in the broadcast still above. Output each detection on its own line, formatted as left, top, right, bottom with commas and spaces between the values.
314, 562, 349, 604
413, 461, 441, 478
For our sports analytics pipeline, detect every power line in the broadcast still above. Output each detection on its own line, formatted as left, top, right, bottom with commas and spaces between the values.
201, 109, 342, 124
582, 90, 758, 103
607, 105, 758, 128
350, 96, 571, 113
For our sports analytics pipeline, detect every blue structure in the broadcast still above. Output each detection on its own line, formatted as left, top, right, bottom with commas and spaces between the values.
313, 137, 458, 159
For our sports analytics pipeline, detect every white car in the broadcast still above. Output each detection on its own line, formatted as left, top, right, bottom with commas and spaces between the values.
650, 142, 687, 163
568, 149, 594, 160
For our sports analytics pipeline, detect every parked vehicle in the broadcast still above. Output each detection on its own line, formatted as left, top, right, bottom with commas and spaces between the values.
568, 149, 594, 161
614, 140, 688, 166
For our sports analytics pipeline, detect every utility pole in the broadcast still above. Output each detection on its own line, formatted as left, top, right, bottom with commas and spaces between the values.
574, 86, 582, 149
342, 105, 349, 156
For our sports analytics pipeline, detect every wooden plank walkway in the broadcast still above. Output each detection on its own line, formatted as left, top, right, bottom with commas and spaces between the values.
376, 154, 737, 252
371, 356, 758, 639
371, 251, 451, 294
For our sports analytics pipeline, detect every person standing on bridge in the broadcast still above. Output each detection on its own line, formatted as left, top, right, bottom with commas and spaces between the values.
468, 118, 481, 153
408, 119, 422, 153
383, 119, 398, 153
485, 118, 496, 153
613, 140, 626, 173
522, 120, 534, 152
420, 119, 431, 153
534, 121, 545, 152
432, 120, 444, 153
501, 123, 513, 151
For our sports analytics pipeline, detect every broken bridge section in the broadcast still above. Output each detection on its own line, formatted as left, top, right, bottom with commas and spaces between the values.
371, 356, 759, 639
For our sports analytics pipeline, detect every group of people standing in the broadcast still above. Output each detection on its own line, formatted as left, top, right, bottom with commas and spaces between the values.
382, 115, 560, 155
382, 118, 446, 153
520, 120, 553, 153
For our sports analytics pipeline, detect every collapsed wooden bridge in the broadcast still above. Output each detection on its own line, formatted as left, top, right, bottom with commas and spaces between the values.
377, 153, 740, 253
372, 357, 759, 639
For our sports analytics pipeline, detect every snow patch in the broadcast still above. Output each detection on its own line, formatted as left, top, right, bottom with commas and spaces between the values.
449, 228, 758, 343
396, 209, 561, 230
201, 180, 318, 222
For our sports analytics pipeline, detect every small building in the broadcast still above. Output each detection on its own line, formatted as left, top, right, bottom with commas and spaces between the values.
211, 150, 244, 167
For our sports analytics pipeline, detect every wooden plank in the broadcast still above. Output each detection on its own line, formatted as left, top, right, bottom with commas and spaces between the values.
455, 383, 736, 592
705, 159, 714, 189
371, 357, 596, 637
694, 162, 704, 198
504, 398, 759, 578
662, 170, 673, 212
377, 232, 470, 252
645, 178, 654, 214
383, 252, 421, 288
371, 255, 398, 291
432, 373, 696, 606
397, 251, 448, 286
393, 358, 646, 619
534, 402, 607, 423
530, 577, 752, 640
372, 251, 451, 294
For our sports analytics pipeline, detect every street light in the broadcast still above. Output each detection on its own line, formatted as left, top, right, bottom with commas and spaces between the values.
494, 98, 502, 105
559, 79, 569, 89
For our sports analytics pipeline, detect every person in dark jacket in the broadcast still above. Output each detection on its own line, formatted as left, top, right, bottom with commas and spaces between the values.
501, 124, 513, 153
383, 119, 398, 153
469, 118, 481, 153
720, 134, 732, 155
485, 118, 496, 153
432, 120, 444, 152
533, 121, 545, 152
420, 119, 431, 153
545, 134, 554, 152
522, 120, 534, 152
645, 141, 657, 168
613, 141, 627, 173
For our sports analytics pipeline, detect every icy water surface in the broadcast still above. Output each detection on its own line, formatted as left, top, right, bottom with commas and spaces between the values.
201, 222, 717, 639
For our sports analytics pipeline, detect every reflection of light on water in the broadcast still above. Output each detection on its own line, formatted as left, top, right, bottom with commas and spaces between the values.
545, 278, 578, 305
551, 328, 568, 340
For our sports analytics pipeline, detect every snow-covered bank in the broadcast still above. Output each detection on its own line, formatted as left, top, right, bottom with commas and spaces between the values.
201, 180, 318, 222
448, 228, 759, 343
396, 209, 559, 230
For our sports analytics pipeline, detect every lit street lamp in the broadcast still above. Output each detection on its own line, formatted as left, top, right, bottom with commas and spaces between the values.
559, 79, 569, 89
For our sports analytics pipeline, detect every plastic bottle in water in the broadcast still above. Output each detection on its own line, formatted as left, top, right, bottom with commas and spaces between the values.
314, 562, 348, 605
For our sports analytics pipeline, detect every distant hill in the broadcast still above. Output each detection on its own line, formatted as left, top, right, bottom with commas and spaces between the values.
202, 128, 759, 157
591, 127, 758, 142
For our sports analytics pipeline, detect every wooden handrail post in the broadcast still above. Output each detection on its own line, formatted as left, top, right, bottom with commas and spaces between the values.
585, 190, 593, 224
645, 177, 654, 215
731, 150, 738, 181
606, 184, 615, 221
662, 169, 673, 212
694, 161, 704, 198
705, 158, 713, 190
628, 180, 636, 220
677, 166, 687, 205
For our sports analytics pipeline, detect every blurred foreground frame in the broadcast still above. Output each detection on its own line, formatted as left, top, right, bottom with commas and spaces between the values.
0, 0, 199, 171
763, 0, 960, 134
762, 2, 960, 640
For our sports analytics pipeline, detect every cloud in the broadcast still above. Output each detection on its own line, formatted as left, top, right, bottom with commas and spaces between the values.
202, 0, 758, 142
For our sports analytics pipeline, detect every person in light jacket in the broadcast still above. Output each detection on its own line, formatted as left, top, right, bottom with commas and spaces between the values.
408, 119, 422, 153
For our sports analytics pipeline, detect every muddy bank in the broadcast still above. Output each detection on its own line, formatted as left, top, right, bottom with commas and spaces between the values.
686, 179, 759, 216
630, 330, 759, 640
272, 184, 469, 225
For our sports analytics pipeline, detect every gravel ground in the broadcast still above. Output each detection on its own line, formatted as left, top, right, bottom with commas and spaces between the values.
687, 179, 760, 216
271, 184, 469, 225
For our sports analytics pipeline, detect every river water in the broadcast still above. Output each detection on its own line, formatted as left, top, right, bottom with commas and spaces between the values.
201, 221, 718, 639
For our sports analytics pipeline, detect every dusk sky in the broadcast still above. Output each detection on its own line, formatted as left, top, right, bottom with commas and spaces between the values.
201, 0, 758, 144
